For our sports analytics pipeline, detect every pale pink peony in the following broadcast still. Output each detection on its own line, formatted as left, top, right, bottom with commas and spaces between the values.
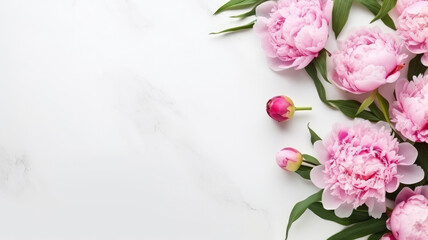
331, 28, 407, 94
254, 0, 332, 70
391, 76, 428, 143
310, 119, 424, 218
396, 0, 428, 15
397, 1, 428, 66
386, 186, 428, 240
276, 147, 303, 172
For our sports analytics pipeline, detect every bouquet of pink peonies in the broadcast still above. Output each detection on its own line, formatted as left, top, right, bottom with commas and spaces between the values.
213, 0, 428, 239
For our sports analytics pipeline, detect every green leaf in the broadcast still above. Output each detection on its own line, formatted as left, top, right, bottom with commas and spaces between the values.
329, 100, 380, 122
231, 0, 268, 18
295, 165, 312, 180
305, 62, 335, 108
214, 0, 259, 14
356, 91, 376, 115
376, 92, 390, 124
368, 232, 388, 240
308, 124, 322, 145
332, 0, 353, 37
371, 0, 397, 24
285, 190, 323, 240
368, 103, 386, 121
357, 0, 396, 30
327, 218, 387, 240
313, 49, 330, 83
302, 154, 320, 165
415, 142, 428, 181
407, 54, 428, 81
210, 20, 256, 34
308, 202, 371, 226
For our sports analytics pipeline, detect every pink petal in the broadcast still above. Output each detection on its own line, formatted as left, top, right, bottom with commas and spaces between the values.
367, 198, 386, 219
255, 1, 277, 18
310, 165, 327, 188
417, 186, 428, 199
335, 203, 353, 218
398, 142, 418, 165
385, 177, 399, 193
398, 165, 424, 184
395, 187, 415, 204
314, 140, 328, 164
422, 53, 428, 67
322, 188, 342, 210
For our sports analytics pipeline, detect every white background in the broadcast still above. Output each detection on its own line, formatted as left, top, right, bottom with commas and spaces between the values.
0, 0, 408, 239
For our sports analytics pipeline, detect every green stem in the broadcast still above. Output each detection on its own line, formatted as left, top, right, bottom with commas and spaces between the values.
295, 106, 312, 111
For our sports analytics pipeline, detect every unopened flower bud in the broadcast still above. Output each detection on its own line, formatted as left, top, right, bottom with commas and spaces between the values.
276, 147, 303, 172
266, 96, 311, 122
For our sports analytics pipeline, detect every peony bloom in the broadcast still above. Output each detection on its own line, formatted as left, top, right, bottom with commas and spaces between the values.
397, 1, 428, 66
391, 76, 428, 143
254, 0, 332, 70
331, 28, 407, 94
310, 119, 424, 218
386, 186, 428, 240
276, 147, 303, 172
395, 0, 427, 15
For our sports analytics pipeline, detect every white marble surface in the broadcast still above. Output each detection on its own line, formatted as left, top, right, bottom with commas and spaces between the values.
0, 1, 404, 239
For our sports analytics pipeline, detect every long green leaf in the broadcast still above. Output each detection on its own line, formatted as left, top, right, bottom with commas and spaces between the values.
357, 0, 396, 29
308, 202, 371, 226
308, 124, 322, 145
356, 91, 376, 115
305, 62, 335, 108
329, 100, 380, 122
408, 54, 428, 81
369, 103, 386, 121
332, 0, 353, 37
214, 0, 259, 14
376, 92, 390, 123
371, 0, 397, 23
313, 49, 330, 83
295, 165, 312, 180
327, 218, 387, 240
415, 142, 428, 181
210, 20, 256, 34
285, 190, 323, 240
231, 0, 268, 18
303, 154, 320, 165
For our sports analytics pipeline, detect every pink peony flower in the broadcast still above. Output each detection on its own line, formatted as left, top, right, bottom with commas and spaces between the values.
391, 76, 428, 143
266, 96, 296, 122
276, 147, 303, 172
380, 233, 396, 240
386, 186, 428, 240
396, 0, 427, 15
331, 28, 407, 94
254, 0, 332, 70
397, 1, 428, 66
310, 119, 424, 218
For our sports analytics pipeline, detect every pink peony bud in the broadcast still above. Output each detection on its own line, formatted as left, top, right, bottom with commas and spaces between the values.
276, 147, 303, 172
266, 96, 311, 122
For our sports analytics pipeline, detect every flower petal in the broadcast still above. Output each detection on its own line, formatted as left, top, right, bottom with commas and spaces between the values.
385, 177, 399, 193
395, 187, 415, 204
422, 53, 428, 67
322, 188, 342, 210
398, 165, 424, 184
334, 203, 353, 218
310, 165, 327, 189
255, 1, 277, 18
314, 140, 328, 164
398, 142, 418, 165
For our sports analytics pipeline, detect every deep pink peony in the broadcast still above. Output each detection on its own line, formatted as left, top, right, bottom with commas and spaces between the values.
386, 186, 428, 240
391, 76, 428, 143
396, 0, 427, 15
397, 1, 428, 66
254, 0, 332, 70
331, 28, 407, 94
266, 96, 295, 122
310, 119, 424, 218
276, 147, 303, 172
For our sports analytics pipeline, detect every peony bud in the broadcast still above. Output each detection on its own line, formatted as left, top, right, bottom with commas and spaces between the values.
276, 147, 303, 172
266, 96, 311, 122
